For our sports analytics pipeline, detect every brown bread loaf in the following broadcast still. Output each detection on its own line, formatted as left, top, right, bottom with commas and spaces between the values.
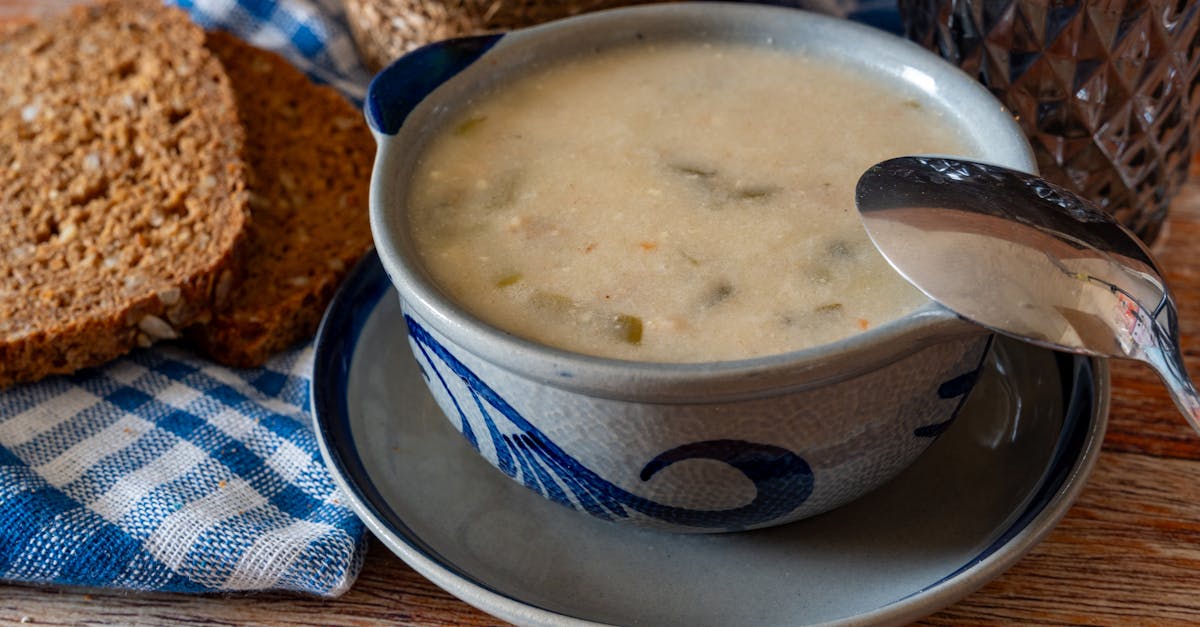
0, 0, 249, 388
190, 31, 374, 368
343, 0, 675, 71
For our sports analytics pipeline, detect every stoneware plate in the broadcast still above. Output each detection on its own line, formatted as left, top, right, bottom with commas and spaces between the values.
312, 251, 1110, 627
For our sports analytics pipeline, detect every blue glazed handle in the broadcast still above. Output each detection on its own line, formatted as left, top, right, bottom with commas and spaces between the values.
364, 34, 503, 136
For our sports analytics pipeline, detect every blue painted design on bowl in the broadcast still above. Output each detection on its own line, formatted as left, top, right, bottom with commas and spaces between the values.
402, 301, 990, 531
407, 315, 816, 530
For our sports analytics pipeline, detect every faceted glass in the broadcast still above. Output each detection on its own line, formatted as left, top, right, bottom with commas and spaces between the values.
899, 0, 1200, 242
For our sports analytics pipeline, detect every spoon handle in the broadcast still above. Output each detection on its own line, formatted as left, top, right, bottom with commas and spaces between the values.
1143, 340, 1200, 431
1132, 294, 1200, 431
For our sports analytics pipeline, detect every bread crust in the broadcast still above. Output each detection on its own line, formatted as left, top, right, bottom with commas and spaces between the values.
0, 0, 249, 388
189, 32, 373, 368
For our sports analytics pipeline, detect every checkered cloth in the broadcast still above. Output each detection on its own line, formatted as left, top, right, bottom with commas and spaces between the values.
0, 0, 371, 597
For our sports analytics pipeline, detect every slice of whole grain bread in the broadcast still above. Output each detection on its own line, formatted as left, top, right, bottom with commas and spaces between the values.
190, 32, 374, 368
0, 0, 249, 389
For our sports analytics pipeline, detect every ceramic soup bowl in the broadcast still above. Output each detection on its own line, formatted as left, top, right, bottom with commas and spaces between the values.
365, 2, 1036, 533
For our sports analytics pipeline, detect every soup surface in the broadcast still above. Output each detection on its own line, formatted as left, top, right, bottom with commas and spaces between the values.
407, 42, 976, 362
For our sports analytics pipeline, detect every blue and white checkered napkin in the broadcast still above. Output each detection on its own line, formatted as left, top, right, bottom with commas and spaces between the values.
0, 0, 372, 597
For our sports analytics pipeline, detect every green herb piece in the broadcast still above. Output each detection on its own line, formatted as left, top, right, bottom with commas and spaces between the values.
669, 162, 718, 178
679, 250, 702, 266
614, 314, 643, 344
702, 280, 735, 307
827, 240, 856, 258
666, 158, 783, 207
732, 185, 780, 200
530, 291, 575, 316
496, 273, 523, 288
454, 114, 487, 135
815, 303, 844, 314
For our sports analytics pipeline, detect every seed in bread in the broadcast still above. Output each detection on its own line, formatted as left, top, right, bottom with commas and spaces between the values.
189, 32, 374, 368
0, 0, 249, 389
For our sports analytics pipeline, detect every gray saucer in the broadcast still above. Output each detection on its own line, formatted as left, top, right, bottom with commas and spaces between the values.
312, 252, 1109, 626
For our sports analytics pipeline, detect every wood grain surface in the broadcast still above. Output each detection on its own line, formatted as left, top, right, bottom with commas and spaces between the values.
5, 1, 1200, 624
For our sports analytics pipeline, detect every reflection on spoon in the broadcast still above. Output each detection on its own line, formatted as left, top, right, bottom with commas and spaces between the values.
856, 156, 1200, 433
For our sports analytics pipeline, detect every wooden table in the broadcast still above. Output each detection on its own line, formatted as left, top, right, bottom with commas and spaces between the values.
6, 1, 1200, 624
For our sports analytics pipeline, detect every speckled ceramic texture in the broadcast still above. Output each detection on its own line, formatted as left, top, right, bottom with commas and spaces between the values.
366, 2, 1038, 532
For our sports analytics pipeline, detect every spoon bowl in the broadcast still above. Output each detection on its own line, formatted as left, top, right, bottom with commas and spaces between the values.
856, 156, 1200, 430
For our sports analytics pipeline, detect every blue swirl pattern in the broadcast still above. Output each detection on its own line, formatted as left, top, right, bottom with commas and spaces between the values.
406, 316, 815, 530
406, 316, 981, 530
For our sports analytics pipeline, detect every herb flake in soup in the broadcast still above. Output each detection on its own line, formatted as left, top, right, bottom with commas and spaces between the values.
407, 41, 977, 363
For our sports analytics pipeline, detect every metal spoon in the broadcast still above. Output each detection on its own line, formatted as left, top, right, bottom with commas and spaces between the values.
855, 155, 1200, 432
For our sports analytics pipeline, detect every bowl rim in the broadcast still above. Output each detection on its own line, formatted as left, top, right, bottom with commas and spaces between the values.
368, 1, 1038, 402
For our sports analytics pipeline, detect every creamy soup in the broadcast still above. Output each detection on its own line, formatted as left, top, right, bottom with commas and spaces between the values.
407, 42, 976, 362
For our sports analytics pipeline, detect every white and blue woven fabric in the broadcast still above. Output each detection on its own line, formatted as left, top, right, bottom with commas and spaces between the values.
0, 0, 371, 598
